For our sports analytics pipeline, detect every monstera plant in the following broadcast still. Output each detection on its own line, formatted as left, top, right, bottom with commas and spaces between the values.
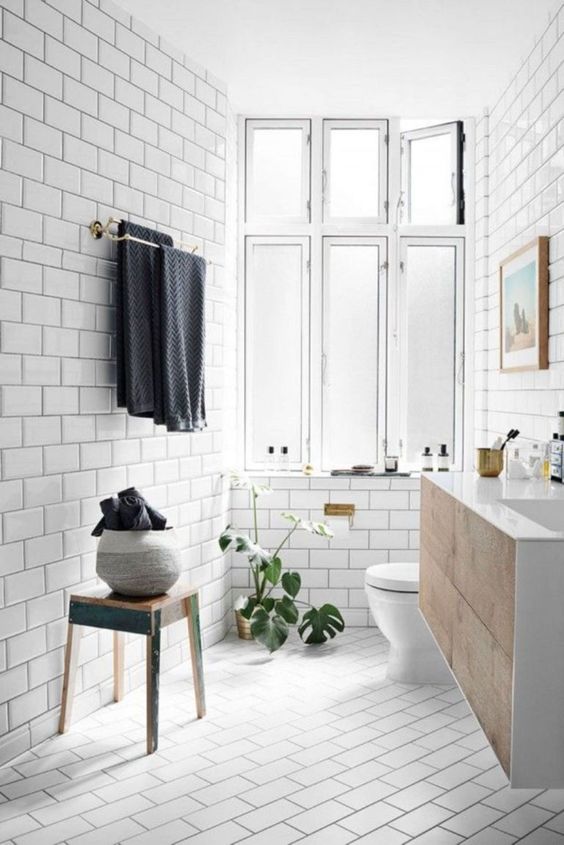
219, 472, 345, 653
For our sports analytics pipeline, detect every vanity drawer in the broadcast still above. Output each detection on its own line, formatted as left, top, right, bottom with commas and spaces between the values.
454, 503, 515, 659
420, 475, 455, 581
420, 547, 458, 665
452, 593, 513, 776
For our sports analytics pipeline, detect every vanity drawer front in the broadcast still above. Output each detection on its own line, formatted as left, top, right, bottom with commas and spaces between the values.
420, 547, 457, 665
420, 475, 455, 581
452, 594, 513, 776
454, 503, 515, 659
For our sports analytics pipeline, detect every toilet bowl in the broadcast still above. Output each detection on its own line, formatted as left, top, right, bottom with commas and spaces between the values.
365, 563, 452, 684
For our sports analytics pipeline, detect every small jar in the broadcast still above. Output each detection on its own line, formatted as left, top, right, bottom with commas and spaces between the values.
385, 455, 399, 473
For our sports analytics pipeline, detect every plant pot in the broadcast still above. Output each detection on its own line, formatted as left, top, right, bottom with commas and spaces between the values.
96, 529, 181, 597
235, 610, 253, 640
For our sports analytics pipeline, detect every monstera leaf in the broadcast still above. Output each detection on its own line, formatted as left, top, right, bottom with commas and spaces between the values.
250, 607, 289, 652
298, 604, 345, 644
274, 595, 299, 624
218, 526, 271, 566
281, 513, 334, 538
281, 570, 301, 598
264, 556, 282, 586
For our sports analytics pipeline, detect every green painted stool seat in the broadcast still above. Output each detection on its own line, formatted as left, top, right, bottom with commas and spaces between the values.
59, 583, 206, 754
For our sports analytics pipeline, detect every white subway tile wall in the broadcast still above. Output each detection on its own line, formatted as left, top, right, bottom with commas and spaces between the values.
0, 0, 236, 765
476, 2, 564, 446
230, 476, 421, 628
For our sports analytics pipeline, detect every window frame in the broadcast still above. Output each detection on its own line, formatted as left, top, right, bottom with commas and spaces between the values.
244, 235, 311, 471
322, 119, 389, 225
245, 118, 311, 226
238, 116, 474, 473
321, 236, 388, 471
400, 120, 465, 225
392, 236, 466, 469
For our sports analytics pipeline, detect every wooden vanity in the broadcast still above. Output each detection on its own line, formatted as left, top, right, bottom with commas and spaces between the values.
420, 472, 564, 787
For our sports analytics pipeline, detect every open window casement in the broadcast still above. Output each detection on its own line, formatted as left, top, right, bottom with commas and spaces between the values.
400, 121, 464, 225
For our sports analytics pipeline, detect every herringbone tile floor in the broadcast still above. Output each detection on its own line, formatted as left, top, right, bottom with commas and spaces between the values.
2, 628, 564, 844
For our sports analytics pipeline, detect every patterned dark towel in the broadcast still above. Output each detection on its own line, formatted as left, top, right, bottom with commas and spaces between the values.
154, 245, 206, 432
91, 487, 167, 536
116, 221, 173, 416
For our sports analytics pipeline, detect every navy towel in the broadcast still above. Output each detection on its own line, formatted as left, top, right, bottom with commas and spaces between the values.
154, 245, 207, 432
116, 221, 173, 416
92, 487, 167, 536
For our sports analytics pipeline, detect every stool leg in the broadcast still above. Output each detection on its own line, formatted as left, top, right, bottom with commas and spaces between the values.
59, 622, 82, 733
113, 631, 124, 702
146, 627, 161, 754
185, 594, 206, 718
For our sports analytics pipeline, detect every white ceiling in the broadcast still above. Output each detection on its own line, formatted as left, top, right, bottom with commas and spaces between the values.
117, 0, 555, 116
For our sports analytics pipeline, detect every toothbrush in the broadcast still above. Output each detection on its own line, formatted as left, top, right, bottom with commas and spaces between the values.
500, 429, 520, 451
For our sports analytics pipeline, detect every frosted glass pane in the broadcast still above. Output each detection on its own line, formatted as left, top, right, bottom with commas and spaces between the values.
248, 243, 303, 463
250, 128, 304, 219
409, 133, 454, 224
405, 245, 456, 464
329, 129, 380, 218
323, 244, 380, 468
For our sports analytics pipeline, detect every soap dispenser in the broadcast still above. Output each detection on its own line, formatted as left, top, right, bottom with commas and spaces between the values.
437, 444, 450, 471
421, 447, 433, 472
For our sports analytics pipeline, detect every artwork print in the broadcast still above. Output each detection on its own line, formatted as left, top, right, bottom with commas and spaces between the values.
499, 237, 548, 372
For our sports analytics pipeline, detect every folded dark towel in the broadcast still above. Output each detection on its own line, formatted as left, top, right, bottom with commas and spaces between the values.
153, 245, 206, 432
116, 221, 173, 416
91, 487, 167, 536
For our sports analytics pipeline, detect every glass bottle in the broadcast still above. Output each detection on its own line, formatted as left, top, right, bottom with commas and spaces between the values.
279, 446, 290, 472
437, 444, 450, 471
421, 447, 433, 472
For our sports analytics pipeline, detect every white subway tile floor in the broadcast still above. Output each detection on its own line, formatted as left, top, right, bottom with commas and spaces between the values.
1, 628, 564, 843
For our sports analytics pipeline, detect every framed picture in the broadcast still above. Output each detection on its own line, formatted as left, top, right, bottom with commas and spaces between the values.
499, 236, 549, 372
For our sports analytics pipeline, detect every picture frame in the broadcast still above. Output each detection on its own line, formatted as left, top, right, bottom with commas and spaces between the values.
499, 236, 549, 373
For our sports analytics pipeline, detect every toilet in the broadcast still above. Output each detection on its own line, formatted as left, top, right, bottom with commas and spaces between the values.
365, 562, 452, 684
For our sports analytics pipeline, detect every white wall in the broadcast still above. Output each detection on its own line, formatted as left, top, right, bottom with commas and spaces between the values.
0, 0, 236, 765
231, 474, 420, 627
475, 2, 564, 446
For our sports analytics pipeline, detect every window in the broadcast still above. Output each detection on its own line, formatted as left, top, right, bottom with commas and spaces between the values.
241, 117, 469, 471
245, 237, 310, 469
323, 120, 388, 222
401, 121, 464, 224
322, 238, 387, 469
245, 120, 310, 223
396, 238, 465, 465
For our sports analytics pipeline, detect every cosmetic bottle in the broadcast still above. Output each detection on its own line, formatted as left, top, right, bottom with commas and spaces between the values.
421, 447, 433, 472
543, 442, 551, 480
437, 444, 450, 471
558, 412, 564, 438
550, 434, 563, 482
266, 445, 276, 472
279, 446, 290, 472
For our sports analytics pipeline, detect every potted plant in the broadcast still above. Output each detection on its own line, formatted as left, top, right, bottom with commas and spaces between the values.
219, 473, 345, 652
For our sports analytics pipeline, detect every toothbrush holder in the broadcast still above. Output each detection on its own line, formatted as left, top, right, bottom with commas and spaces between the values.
476, 448, 504, 477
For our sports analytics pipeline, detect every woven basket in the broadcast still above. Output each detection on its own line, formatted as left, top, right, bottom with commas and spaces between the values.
235, 610, 253, 640
96, 529, 181, 597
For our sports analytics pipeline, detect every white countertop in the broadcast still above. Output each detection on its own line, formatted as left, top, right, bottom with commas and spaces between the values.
425, 471, 564, 541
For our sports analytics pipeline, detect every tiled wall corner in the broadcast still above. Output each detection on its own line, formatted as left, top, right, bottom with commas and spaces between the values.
0, 0, 236, 764
478, 2, 564, 444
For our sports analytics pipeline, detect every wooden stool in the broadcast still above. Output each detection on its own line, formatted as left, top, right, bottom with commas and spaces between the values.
59, 583, 206, 754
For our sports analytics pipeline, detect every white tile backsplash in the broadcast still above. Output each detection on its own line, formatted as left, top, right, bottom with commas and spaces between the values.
0, 0, 235, 764
230, 475, 421, 628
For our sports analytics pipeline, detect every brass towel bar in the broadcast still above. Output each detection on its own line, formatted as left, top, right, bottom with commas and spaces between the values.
89, 217, 212, 263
